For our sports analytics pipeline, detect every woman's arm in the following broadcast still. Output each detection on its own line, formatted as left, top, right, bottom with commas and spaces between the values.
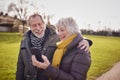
45, 51, 91, 80
32, 51, 91, 80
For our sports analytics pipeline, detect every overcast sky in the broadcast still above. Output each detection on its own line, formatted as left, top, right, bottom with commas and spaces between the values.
0, 0, 120, 31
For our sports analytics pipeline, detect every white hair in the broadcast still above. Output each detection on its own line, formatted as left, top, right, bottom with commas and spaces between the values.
56, 17, 80, 34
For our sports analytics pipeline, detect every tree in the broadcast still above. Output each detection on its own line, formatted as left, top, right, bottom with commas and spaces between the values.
7, 0, 54, 33
4, 13, 8, 17
0, 12, 4, 16
7, 0, 31, 33
8, 0, 28, 20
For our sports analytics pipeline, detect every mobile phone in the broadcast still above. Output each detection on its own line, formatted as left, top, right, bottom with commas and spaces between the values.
30, 47, 43, 62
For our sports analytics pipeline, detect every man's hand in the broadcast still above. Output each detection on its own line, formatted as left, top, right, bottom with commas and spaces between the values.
77, 39, 89, 53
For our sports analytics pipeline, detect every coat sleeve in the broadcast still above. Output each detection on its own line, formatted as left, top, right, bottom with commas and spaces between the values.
16, 40, 25, 80
45, 50, 91, 80
84, 37, 93, 46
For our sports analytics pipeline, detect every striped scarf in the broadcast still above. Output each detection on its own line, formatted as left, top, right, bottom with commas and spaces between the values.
30, 33, 45, 52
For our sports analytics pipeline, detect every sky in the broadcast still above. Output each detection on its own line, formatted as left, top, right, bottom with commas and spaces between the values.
0, 0, 120, 31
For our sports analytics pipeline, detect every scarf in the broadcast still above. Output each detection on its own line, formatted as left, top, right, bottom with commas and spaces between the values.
52, 34, 77, 68
30, 33, 45, 52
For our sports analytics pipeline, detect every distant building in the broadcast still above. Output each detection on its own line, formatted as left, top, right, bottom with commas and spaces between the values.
0, 14, 21, 32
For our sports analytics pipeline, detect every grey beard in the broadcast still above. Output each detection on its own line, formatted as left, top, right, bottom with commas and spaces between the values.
34, 32, 45, 38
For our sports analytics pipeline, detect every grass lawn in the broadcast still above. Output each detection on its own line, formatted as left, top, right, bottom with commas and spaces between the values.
0, 33, 22, 80
0, 33, 120, 80
85, 35, 120, 80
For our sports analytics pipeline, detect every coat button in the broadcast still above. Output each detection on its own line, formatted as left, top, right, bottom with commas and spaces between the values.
43, 48, 46, 50
26, 75, 30, 77
51, 38, 53, 40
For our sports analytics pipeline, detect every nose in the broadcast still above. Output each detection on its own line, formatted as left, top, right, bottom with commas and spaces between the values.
36, 24, 41, 29
57, 31, 62, 36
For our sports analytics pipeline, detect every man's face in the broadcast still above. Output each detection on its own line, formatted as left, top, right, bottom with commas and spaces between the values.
29, 16, 46, 38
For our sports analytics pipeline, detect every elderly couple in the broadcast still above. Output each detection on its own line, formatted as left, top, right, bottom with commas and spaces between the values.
16, 13, 92, 80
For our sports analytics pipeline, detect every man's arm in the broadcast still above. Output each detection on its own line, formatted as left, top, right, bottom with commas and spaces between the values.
77, 38, 93, 53
16, 41, 25, 80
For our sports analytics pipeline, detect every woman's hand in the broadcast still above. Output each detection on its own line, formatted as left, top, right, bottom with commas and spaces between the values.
32, 55, 50, 70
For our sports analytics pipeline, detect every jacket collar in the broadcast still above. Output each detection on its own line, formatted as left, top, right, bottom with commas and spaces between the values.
64, 34, 83, 55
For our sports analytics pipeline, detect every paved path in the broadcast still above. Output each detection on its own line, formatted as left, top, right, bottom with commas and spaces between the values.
96, 61, 120, 80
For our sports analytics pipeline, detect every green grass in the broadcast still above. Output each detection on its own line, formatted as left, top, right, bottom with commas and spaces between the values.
84, 35, 120, 80
0, 33, 22, 80
0, 33, 120, 80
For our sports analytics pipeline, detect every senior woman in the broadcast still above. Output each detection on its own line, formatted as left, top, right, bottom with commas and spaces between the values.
32, 17, 91, 80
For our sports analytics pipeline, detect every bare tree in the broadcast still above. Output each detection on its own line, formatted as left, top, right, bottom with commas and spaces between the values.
8, 0, 29, 20
0, 11, 4, 16
7, 0, 54, 33
7, 0, 31, 33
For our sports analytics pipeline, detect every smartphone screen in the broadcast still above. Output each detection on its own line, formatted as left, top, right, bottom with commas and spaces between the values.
30, 47, 43, 62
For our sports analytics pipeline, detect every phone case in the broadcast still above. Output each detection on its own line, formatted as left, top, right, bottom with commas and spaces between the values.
30, 47, 43, 62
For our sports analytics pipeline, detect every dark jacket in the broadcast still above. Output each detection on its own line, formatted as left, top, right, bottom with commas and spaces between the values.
16, 27, 59, 80
45, 34, 91, 80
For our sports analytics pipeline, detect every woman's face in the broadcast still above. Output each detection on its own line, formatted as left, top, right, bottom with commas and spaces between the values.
57, 26, 71, 41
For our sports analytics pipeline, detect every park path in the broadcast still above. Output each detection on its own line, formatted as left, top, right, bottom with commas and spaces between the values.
96, 61, 120, 80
